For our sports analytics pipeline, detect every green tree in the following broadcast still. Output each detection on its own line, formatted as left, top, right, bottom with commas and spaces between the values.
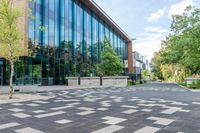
152, 6, 200, 83
161, 6, 200, 75
151, 52, 163, 80
0, 0, 27, 98
141, 69, 150, 81
96, 38, 123, 76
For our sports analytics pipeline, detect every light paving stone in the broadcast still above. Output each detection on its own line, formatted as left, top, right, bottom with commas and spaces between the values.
158, 100, 168, 103
134, 126, 160, 133
8, 108, 24, 112
101, 101, 112, 107
56, 97, 64, 100
55, 119, 72, 124
138, 103, 168, 108
91, 125, 124, 133
122, 109, 138, 114
147, 117, 174, 126
78, 107, 94, 111
141, 109, 152, 112
150, 98, 174, 103
121, 105, 138, 109
138, 100, 155, 104
192, 102, 200, 105
51, 105, 73, 111
35, 111, 65, 118
15, 127, 45, 133
27, 103, 40, 107
11, 103, 24, 106
12, 113, 32, 118
128, 98, 142, 102
0, 122, 20, 130
33, 100, 49, 104
97, 108, 108, 111
102, 116, 127, 125
32, 110, 46, 113
54, 99, 80, 102
180, 109, 191, 112
67, 102, 81, 106
161, 107, 190, 114
77, 110, 96, 116
137, 103, 154, 107
113, 97, 123, 102
84, 97, 97, 102
171, 102, 188, 106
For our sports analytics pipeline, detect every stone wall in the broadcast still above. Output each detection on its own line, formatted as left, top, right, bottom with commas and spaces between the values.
102, 76, 128, 87
66, 76, 128, 87
80, 77, 100, 87
66, 77, 79, 86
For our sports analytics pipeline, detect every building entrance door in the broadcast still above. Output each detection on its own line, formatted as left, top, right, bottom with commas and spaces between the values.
0, 66, 3, 85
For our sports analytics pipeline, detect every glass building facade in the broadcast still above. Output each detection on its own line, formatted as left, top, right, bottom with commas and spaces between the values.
0, 0, 130, 86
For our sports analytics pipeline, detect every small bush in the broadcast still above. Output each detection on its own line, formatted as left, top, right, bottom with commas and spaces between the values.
189, 79, 200, 89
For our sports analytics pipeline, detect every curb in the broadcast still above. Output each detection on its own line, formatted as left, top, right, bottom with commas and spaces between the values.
177, 83, 200, 92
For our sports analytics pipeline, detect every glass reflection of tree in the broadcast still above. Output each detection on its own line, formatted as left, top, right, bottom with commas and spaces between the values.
28, 38, 41, 84
61, 41, 76, 76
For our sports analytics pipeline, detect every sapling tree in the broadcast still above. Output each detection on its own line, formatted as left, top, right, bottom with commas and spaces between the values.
0, 0, 28, 98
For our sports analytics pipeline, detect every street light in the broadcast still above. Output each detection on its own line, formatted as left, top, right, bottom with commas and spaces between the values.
131, 38, 136, 41
127, 38, 136, 43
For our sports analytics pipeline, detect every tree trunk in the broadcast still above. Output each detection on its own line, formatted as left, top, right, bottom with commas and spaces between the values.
9, 60, 14, 99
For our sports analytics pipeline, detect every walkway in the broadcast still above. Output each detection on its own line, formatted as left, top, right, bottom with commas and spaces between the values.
0, 83, 200, 133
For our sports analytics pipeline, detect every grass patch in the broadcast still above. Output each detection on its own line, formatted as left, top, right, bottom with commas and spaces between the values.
178, 80, 200, 90
178, 82, 187, 87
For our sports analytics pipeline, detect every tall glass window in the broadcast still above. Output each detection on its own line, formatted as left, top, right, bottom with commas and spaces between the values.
86, 9, 91, 65
93, 16, 98, 64
48, 0, 55, 85
76, 2, 83, 74
24, 0, 131, 86
100, 21, 104, 50
110, 30, 113, 48
105, 25, 109, 40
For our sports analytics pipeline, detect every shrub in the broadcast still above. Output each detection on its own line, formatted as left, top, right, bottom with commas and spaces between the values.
189, 79, 200, 89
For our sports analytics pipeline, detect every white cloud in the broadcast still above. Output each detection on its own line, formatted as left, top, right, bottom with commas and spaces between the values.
148, 9, 165, 22
145, 27, 169, 34
134, 35, 163, 61
134, 27, 169, 61
169, 0, 193, 17
134, 39, 162, 61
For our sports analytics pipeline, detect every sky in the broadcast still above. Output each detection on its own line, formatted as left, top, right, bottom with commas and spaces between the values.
93, 0, 200, 61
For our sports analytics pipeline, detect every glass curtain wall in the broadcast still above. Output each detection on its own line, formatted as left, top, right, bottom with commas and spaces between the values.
4, 0, 129, 86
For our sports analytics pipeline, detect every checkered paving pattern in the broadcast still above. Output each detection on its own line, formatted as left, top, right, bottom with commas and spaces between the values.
0, 83, 200, 133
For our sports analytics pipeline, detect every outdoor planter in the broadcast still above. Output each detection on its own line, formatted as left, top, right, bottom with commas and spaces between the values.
66, 76, 128, 87
102, 76, 128, 87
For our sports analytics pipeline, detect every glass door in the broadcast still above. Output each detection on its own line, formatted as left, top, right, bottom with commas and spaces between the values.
0, 66, 3, 85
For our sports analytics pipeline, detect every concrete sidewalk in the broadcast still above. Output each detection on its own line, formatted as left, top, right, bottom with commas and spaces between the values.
0, 85, 106, 94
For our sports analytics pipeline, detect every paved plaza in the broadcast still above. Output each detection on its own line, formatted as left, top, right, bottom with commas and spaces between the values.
0, 83, 200, 133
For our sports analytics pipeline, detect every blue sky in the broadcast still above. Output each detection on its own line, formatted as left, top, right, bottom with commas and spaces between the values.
94, 0, 200, 61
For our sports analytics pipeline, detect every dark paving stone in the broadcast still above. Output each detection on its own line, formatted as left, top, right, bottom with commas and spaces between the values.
0, 83, 200, 133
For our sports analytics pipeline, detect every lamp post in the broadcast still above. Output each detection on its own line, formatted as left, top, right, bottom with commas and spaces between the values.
131, 38, 136, 41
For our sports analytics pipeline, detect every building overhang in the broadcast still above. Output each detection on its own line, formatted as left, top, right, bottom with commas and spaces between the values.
79, 0, 131, 42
